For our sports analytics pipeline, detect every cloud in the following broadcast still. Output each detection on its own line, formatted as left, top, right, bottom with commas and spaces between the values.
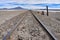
0, 0, 60, 9
10, 0, 60, 4
0, 0, 60, 4
20, 5, 46, 9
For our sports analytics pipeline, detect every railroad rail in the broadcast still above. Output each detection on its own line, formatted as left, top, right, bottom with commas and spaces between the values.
2, 13, 26, 40
31, 11, 57, 40
2, 10, 57, 40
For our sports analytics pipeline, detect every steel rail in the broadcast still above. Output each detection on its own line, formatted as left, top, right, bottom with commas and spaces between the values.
3, 14, 25, 40
32, 12, 57, 40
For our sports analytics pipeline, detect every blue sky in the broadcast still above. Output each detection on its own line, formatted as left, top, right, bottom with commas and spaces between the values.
0, 0, 60, 9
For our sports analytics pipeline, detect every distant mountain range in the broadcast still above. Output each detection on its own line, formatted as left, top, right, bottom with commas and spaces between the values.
0, 7, 24, 10
0, 6, 60, 11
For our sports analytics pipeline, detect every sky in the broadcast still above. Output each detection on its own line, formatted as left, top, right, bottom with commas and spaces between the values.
0, 0, 60, 4
0, 0, 60, 9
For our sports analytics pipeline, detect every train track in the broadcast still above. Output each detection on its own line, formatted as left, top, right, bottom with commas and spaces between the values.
2, 12, 27, 40
3, 15, 25, 40
32, 12, 57, 40
31, 10, 60, 40
2, 11, 57, 40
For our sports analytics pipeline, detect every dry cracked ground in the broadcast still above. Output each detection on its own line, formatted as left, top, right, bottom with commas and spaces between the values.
11, 12, 52, 40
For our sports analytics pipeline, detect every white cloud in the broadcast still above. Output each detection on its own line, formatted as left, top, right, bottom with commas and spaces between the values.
0, 5, 18, 8
0, 0, 60, 9
21, 5, 60, 9
10, 0, 60, 4
0, 0, 60, 4
20, 5, 46, 9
